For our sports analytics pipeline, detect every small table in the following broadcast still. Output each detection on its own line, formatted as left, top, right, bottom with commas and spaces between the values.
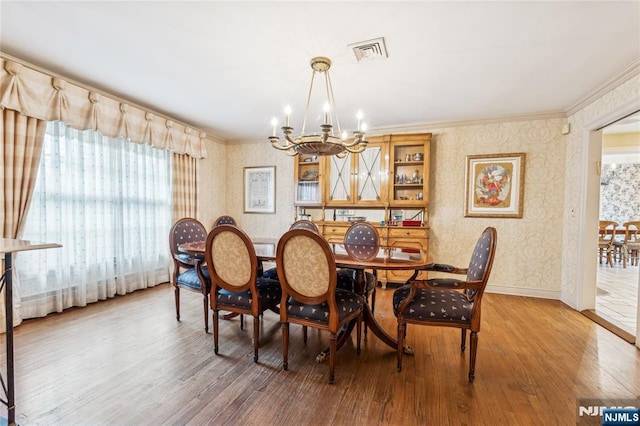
178, 238, 433, 357
0, 238, 61, 426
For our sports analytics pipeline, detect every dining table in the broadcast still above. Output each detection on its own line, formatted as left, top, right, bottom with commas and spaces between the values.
178, 236, 434, 361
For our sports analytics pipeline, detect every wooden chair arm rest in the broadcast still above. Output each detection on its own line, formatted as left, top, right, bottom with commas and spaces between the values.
425, 263, 468, 275
410, 279, 483, 290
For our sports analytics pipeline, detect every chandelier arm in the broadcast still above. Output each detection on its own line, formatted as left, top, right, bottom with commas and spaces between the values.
341, 133, 365, 148
345, 143, 367, 153
270, 139, 295, 150
285, 133, 298, 145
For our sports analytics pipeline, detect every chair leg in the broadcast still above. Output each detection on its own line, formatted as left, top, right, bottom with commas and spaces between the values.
329, 333, 337, 384
213, 310, 219, 355
240, 313, 244, 330
469, 331, 478, 382
253, 316, 259, 363
397, 321, 405, 372
282, 323, 289, 371
356, 314, 362, 355
174, 285, 180, 321
202, 294, 209, 333
461, 328, 466, 352
303, 325, 308, 344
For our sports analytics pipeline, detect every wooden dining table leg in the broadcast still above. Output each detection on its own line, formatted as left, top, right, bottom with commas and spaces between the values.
315, 268, 417, 363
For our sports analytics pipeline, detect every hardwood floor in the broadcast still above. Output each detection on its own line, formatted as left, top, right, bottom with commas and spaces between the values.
2, 283, 639, 425
595, 262, 638, 338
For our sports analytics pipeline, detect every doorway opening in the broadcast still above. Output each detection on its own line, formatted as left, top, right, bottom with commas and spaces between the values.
584, 111, 640, 343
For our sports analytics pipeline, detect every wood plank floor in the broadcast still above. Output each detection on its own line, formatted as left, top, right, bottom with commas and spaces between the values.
595, 262, 638, 336
2, 283, 639, 425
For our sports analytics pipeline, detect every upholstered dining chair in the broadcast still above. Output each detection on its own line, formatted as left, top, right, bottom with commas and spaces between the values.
598, 220, 617, 267
197, 225, 281, 362
337, 222, 380, 320
262, 220, 320, 280
393, 227, 497, 382
213, 215, 237, 227
169, 218, 210, 332
622, 221, 640, 267
276, 228, 365, 384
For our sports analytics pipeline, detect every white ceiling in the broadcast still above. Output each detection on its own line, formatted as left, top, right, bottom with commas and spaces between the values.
1, 1, 639, 143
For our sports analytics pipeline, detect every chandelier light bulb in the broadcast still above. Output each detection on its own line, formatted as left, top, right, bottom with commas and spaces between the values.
284, 105, 292, 127
271, 118, 278, 136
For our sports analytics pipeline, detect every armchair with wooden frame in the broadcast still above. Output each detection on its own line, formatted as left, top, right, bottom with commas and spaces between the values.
169, 218, 210, 332
393, 227, 497, 382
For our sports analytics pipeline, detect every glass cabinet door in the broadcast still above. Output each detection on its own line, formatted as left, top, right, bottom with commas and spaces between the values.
356, 144, 384, 203
327, 153, 353, 203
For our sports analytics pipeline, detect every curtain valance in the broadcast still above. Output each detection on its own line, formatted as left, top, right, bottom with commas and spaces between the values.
0, 58, 207, 159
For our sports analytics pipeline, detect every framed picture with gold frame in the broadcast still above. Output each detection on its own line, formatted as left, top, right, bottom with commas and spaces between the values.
464, 153, 525, 218
244, 166, 276, 214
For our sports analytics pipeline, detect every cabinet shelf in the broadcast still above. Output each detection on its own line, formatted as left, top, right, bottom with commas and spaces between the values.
394, 183, 423, 187
394, 161, 424, 166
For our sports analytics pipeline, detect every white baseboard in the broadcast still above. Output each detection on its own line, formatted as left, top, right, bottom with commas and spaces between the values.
486, 284, 560, 300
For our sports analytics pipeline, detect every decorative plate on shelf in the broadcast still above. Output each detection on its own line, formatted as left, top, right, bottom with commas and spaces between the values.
300, 169, 319, 181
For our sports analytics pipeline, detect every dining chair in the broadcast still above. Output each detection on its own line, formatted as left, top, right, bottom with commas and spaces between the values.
213, 215, 237, 227
393, 227, 497, 382
276, 228, 364, 384
169, 218, 210, 332
262, 220, 320, 280
622, 221, 640, 267
598, 220, 617, 267
197, 224, 281, 362
337, 222, 379, 322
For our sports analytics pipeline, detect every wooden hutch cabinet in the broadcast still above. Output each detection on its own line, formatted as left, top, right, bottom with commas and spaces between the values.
294, 132, 432, 286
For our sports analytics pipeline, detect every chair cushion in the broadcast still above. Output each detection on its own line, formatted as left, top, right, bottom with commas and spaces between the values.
392, 285, 473, 324
215, 278, 281, 309
286, 288, 365, 324
336, 268, 376, 295
262, 267, 279, 281
177, 268, 209, 291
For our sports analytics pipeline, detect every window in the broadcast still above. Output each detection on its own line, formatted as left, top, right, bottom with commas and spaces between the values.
16, 121, 171, 317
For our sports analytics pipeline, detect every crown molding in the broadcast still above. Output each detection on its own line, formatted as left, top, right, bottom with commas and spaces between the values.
226, 110, 568, 144
566, 58, 640, 117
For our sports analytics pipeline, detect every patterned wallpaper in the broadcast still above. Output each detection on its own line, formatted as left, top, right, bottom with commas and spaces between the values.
196, 73, 639, 303
599, 163, 640, 225
206, 118, 567, 297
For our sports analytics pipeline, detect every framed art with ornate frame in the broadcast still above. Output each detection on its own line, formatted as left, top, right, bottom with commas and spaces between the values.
464, 153, 525, 218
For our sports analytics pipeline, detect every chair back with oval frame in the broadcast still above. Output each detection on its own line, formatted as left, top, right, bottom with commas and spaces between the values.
169, 217, 210, 332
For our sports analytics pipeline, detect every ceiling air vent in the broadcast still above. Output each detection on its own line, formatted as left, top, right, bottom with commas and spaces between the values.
349, 37, 388, 62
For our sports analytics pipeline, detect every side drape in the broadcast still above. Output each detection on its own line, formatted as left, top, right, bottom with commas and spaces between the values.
172, 153, 198, 221
0, 108, 46, 329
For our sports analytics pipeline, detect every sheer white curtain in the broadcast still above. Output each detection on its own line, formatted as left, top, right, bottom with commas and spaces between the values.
15, 121, 171, 318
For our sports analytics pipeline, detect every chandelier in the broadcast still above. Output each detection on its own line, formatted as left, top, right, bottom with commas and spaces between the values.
269, 57, 368, 158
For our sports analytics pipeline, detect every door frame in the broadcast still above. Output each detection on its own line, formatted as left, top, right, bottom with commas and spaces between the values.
576, 101, 640, 346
